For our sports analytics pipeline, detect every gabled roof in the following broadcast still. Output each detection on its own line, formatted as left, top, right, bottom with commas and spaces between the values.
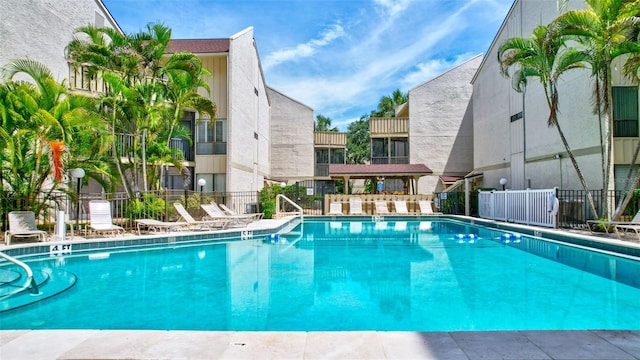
167, 39, 230, 54
329, 164, 432, 178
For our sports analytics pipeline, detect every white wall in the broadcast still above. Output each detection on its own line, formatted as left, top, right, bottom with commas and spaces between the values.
0, 0, 120, 82
227, 27, 271, 192
471, 0, 602, 191
267, 87, 315, 181
411, 55, 480, 194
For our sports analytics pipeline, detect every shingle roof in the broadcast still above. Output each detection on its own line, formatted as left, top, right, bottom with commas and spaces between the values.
167, 39, 230, 54
329, 164, 432, 178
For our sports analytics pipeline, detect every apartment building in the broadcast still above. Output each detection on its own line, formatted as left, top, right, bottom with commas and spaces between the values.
471, 0, 639, 193
0, 0, 122, 83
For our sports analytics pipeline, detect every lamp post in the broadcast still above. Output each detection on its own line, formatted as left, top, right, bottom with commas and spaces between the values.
70, 168, 85, 231
198, 178, 206, 205
499, 178, 508, 191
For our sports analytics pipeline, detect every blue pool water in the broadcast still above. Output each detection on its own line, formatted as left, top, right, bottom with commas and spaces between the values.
1, 218, 640, 331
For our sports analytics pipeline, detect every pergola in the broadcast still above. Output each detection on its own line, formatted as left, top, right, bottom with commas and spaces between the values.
328, 163, 433, 194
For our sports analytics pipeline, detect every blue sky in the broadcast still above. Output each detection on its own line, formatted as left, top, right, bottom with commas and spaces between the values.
102, 0, 513, 130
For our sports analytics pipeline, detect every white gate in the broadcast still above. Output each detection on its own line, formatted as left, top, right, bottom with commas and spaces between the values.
478, 188, 558, 228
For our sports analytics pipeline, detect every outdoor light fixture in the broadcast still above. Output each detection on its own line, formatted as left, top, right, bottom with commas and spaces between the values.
70, 168, 85, 231
499, 178, 508, 191
198, 178, 206, 192
280, 182, 286, 188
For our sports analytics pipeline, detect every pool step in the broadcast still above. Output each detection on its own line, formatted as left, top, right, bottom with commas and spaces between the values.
0, 268, 77, 312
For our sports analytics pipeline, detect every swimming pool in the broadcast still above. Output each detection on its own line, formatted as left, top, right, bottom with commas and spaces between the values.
1, 218, 640, 331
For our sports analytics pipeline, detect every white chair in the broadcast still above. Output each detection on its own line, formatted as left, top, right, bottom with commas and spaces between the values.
394, 200, 409, 214
349, 198, 364, 215
173, 203, 229, 230
419, 200, 442, 215
219, 203, 263, 220
134, 219, 188, 234
5, 211, 48, 245
88, 200, 124, 237
201, 203, 256, 227
328, 202, 343, 215
375, 200, 390, 215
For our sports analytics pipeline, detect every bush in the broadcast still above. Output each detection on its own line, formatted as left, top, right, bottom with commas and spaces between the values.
127, 193, 165, 220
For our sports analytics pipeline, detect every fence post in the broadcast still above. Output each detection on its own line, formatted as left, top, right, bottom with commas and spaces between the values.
526, 188, 531, 225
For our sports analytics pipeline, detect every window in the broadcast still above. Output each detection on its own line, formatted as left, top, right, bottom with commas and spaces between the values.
613, 86, 639, 137
330, 149, 345, 164
196, 119, 226, 155
194, 173, 226, 192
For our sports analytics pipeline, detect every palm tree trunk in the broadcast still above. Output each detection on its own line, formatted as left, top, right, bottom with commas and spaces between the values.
553, 119, 599, 219
612, 139, 640, 220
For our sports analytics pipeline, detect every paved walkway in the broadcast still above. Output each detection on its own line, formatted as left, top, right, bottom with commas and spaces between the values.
2, 330, 640, 359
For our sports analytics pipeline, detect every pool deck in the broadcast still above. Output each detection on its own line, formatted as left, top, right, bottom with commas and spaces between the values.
2, 217, 640, 359
1, 329, 640, 359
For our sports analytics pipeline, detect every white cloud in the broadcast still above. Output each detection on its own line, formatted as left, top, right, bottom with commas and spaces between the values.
401, 52, 478, 89
372, 0, 414, 16
263, 23, 344, 70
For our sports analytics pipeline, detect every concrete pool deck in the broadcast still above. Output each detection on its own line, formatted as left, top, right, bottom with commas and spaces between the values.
1, 217, 640, 359
1, 329, 640, 359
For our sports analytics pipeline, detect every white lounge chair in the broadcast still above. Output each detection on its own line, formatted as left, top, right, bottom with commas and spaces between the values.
394, 200, 409, 214
588, 209, 640, 234
349, 198, 365, 215
201, 203, 256, 227
419, 200, 441, 215
328, 202, 343, 215
218, 203, 263, 221
134, 219, 188, 234
5, 211, 48, 245
88, 200, 124, 237
173, 203, 229, 230
375, 200, 390, 215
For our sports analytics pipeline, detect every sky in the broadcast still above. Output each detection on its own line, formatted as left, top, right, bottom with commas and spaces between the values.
102, 0, 514, 131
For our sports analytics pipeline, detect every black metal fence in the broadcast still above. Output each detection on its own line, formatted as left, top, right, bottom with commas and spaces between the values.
0, 190, 260, 233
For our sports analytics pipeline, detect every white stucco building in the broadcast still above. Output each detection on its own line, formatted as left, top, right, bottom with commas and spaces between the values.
267, 87, 315, 181
470, 0, 637, 194
410, 55, 480, 193
0, 0, 121, 82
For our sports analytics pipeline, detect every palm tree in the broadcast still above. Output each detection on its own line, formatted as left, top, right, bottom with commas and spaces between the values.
371, 89, 408, 117
498, 23, 599, 218
0, 59, 110, 214
316, 114, 337, 131
555, 0, 640, 219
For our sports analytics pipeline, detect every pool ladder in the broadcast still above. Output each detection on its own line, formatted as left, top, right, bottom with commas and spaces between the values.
0, 251, 40, 299
275, 194, 304, 221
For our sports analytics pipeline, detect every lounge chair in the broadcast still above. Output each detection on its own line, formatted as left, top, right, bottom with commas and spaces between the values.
88, 200, 124, 237
375, 200, 390, 215
328, 202, 343, 215
394, 200, 410, 214
588, 210, 640, 234
201, 203, 256, 227
610, 210, 640, 239
134, 219, 188, 234
349, 198, 365, 215
173, 203, 229, 230
5, 211, 48, 245
419, 200, 442, 215
218, 203, 264, 221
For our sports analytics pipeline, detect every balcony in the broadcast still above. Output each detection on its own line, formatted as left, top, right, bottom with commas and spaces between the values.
370, 117, 409, 137
314, 131, 347, 147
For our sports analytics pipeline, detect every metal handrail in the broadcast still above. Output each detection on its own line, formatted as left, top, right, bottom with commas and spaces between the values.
275, 194, 304, 221
0, 251, 40, 299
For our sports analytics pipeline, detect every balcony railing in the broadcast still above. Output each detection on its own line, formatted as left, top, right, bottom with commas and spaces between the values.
370, 156, 409, 164
370, 117, 409, 136
170, 138, 193, 161
314, 131, 347, 147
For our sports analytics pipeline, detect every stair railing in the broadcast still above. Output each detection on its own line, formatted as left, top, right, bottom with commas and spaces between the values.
275, 194, 303, 221
0, 251, 40, 299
